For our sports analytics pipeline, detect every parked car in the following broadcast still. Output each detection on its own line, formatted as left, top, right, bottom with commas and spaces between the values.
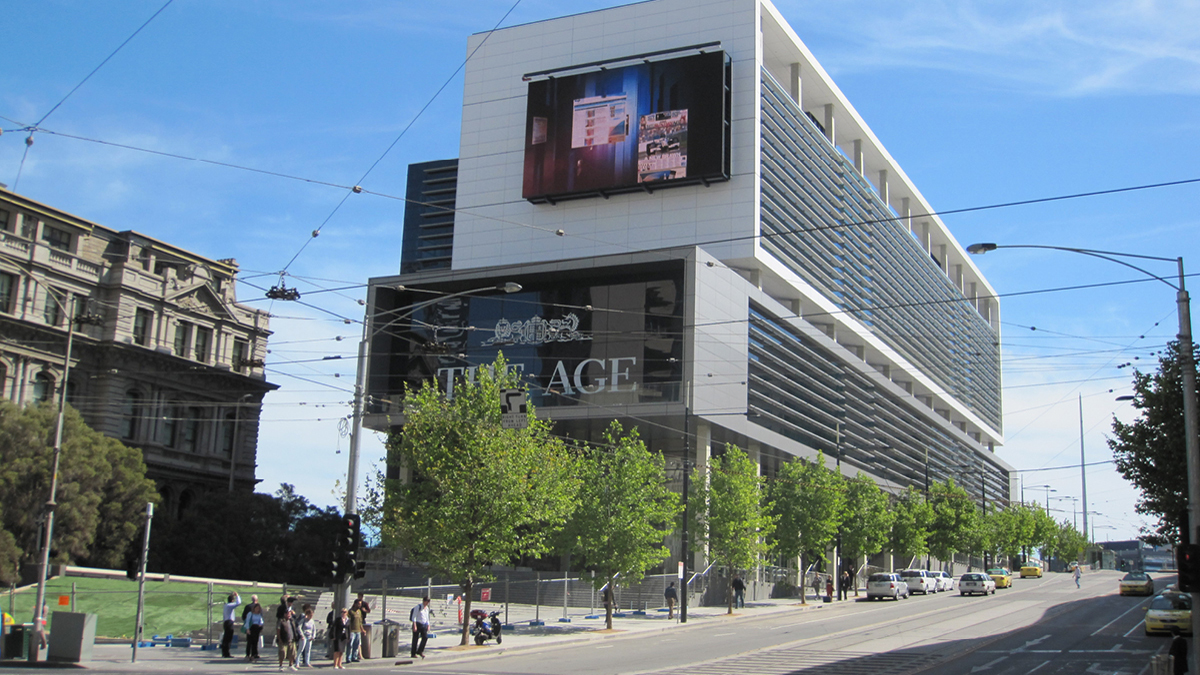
899, 569, 938, 595
1145, 592, 1192, 636
1020, 565, 1043, 578
959, 572, 996, 596
1119, 571, 1155, 596
986, 567, 1013, 589
866, 572, 910, 601
928, 570, 954, 592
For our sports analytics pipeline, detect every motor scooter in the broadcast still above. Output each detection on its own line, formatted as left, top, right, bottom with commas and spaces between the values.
469, 609, 502, 645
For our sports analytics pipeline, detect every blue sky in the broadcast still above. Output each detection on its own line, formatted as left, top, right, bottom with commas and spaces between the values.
4, 0, 1199, 542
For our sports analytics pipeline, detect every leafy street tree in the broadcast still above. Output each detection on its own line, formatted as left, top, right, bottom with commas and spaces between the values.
889, 486, 932, 569
927, 479, 979, 568
0, 400, 157, 582
1110, 341, 1196, 544
690, 445, 776, 614
149, 484, 342, 586
983, 505, 1034, 563
768, 452, 843, 604
1030, 507, 1060, 562
839, 473, 892, 595
561, 422, 681, 629
381, 356, 579, 645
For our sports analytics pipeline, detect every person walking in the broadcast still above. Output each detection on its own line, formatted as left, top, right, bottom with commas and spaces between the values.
277, 608, 298, 671
1073, 564, 1082, 589
839, 570, 851, 601
346, 599, 366, 663
410, 596, 431, 659
297, 606, 316, 668
330, 608, 350, 670
220, 591, 241, 658
664, 582, 678, 620
245, 603, 265, 663
731, 576, 745, 609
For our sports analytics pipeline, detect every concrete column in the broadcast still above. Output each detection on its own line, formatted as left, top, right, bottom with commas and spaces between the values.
788, 298, 801, 315
822, 104, 835, 143
921, 222, 931, 252
878, 169, 889, 205
789, 62, 801, 105
853, 140, 864, 174
937, 244, 947, 271
902, 197, 911, 233
694, 420, 712, 573
747, 442, 761, 475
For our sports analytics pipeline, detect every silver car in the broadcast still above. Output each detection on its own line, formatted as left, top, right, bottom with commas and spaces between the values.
929, 570, 954, 592
866, 572, 910, 601
959, 572, 996, 596
899, 569, 938, 595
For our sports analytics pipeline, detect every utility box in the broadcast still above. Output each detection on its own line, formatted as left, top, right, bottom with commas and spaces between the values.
47, 612, 97, 663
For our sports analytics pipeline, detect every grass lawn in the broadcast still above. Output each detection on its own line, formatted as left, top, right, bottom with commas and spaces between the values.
6, 576, 230, 639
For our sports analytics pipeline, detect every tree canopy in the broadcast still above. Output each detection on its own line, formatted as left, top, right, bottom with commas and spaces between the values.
1110, 340, 1196, 544
767, 452, 842, 602
927, 478, 979, 564
560, 422, 681, 629
889, 486, 931, 568
0, 400, 157, 584
839, 473, 892, 587
381, 355, 579, 644
690, 445, 775, 614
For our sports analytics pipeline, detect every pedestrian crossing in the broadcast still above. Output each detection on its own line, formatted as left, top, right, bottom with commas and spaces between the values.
646, 647, 944, 675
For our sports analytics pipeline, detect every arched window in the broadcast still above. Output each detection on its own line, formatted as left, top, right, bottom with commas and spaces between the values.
31, 372, 54, 404
120, 390, 142, 440
177, 489, 195, 519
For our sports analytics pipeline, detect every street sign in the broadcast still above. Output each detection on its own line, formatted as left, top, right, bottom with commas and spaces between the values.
500, 389, 528, 429
677, 561, 684, 579
481, 588, 492, 602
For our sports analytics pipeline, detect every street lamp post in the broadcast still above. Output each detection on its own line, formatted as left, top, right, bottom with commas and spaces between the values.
29, 291, 103, 662
969, 242, 1199, 675
337, 281, 521, 610
1026, 485, 1056, 515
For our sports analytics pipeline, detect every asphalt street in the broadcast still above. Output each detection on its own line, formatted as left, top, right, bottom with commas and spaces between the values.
0, 569, 1176, 674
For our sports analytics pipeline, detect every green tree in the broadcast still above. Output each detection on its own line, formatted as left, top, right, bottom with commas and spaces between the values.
767, 453, 843, 604
382, 356, 579, 645
1030, 507, 1059, 562
839, 473, 892, 594
927, 479, 979, 567
889, 486, 931, 569
690, 445, 775, 614
0, 400, 157, 578
561, 422, 681, 629
1110, 340, 1196, 545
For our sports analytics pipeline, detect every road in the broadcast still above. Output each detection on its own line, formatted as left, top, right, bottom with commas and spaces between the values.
8, 570, 1175, 674
408, 570, 1171, 675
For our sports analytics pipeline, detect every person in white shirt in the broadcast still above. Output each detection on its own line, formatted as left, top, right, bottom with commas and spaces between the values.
220, 591, 241, 658
409, 597, 431, 659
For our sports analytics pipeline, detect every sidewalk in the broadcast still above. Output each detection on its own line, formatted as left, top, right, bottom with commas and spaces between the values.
0, 593, 855, 670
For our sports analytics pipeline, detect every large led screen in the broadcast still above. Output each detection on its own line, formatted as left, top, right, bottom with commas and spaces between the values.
522, 51, 730, 203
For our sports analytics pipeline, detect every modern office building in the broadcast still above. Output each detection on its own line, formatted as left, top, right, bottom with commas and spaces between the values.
0, 188, 276, 514
365, 0, 1012, 533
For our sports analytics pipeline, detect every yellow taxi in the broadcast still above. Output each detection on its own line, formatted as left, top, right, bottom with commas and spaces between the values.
1119, 571, 1155, 596
1145, 592, 1191, 636
986, 567, 1013, 589
1020, 565, 1043, 578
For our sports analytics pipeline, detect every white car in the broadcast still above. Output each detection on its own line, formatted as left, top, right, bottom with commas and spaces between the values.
899, 569, 938, 595
866, 572, 910, 601
929, 570, 954, 592
959, 572, 997, 596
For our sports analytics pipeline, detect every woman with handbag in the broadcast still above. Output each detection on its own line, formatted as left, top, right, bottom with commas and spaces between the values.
245, 603, 265, 662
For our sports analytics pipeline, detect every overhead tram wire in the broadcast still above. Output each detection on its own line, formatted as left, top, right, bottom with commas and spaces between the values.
9, 0, 176, 189
274, 0, 525, 279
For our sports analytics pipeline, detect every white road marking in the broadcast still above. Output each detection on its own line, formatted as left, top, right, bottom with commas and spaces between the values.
1027, 660, 1052, 674
1122, 620, 1145, 638
712, 632, 736, 637
1091, 597, 1153, 636
970, 655, 1008, 672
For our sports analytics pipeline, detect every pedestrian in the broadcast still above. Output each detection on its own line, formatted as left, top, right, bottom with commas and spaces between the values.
277, 608, 298, 671
242, 594, 259, 623
220, 591, 241, 658
410, 596, 431, 659
275, 595, 295, 623
245, 602, 264, 663
732, 575, 745, 609
297, 605, 315, 668
825, 576, 834, 601
839, 570, 850, 601
330, 608, 350, 670
1073, 564, 1082, 589
664, 582, 678, 620
356, 594, 371, 659
812, 574, 822, 602
346, 598, 366, 662
1169, 627, 1188, 675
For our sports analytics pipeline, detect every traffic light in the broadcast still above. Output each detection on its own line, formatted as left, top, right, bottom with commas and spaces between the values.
1178, 544, 1200, 592
330, 513, 362, 584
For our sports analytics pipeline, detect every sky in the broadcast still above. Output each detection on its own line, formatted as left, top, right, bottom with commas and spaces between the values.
3, 0, 1199, 543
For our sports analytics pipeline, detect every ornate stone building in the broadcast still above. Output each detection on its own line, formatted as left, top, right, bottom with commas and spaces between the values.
0, 188, 275, 515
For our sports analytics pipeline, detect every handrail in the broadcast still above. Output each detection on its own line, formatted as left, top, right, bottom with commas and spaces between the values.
685, 562, 716, 588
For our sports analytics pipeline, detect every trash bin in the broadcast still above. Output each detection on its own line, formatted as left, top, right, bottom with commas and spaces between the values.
3, 624, 31, 660
377, 620, 401, 658
362, 623, 383, 659
47, 612, 97, 663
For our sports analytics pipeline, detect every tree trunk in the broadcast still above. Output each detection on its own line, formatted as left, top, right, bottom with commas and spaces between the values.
799, 555, 806, 605
727, 577, 733, 615
459, 578, 473, 646
603, 580, 614, 630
